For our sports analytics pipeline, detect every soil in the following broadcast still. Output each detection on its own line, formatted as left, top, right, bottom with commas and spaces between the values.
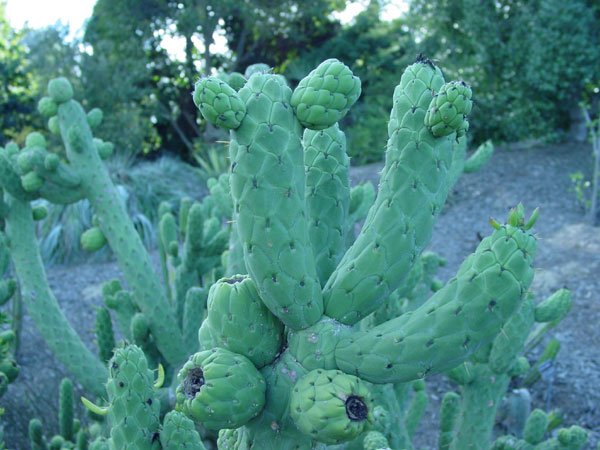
3, 141, 599, 449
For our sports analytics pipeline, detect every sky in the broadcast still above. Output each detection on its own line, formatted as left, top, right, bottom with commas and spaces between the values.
5, 0, 96, 38
5, 0, 408, 58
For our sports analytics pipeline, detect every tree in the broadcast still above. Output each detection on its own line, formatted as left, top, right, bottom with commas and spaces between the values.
0, 0, 36, 145
405, 0, 600, 144
81, 0, 347, 160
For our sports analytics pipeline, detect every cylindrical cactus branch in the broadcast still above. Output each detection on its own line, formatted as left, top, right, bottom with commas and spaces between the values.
45, 78, 187, 366
444, 286, 573, 450
323, 58, 465, 325
4, 195, 107, 395
303, 124, 350, 285
214, 73, 325, 330
105, 344, 161, 450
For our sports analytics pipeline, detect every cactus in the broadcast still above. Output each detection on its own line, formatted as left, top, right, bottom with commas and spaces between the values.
105, 345, 161, 450
181, 56, 549, 449
442, 287, 573, 449
3, 56, 584, 450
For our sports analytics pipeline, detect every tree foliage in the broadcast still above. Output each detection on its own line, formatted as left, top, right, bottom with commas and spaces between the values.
406, 0, 600, 144
0, 1, 36, 145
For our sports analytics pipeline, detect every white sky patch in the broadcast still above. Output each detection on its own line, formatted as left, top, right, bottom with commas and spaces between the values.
332, 0, 408, 24
5, 0, 96, 39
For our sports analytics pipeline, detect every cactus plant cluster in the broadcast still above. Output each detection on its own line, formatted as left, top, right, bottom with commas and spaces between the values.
439, 288, 580, 449
174, 55, 566, 449
0, 55, 589, 449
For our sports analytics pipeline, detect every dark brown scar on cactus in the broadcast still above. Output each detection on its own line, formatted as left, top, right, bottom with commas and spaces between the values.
345, 395, 368, 421
183, 367, 205, 399
224, 275, 246, 284
415, 53, 436, 68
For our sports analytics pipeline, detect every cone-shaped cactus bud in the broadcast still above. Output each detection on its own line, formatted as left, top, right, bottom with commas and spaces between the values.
289, 369, 374, 444
93, 138, 114, 160
557, 426, 588, 448
21, 171, 44, 192
0, 358, 19, 382
425, 80, 472, 138
106, 345, 160, 450
363, 431, 391, 450
48, 116, 60, 135
48, 77, 74, 103
193, 77, 246, 129
534, 289, 571, 323
244, 63, 271, 78
291, 59, 361, 130
523, 409, 549, 444
38, 96, 58, 117
59, 378, 74, 441
26, 132, 46, 148
160, 411, 206, 450
508, 356, 530, 377
32, 205, 48, 221
4, 141, 18, 155
160, 411, 205, 450
205, 275, 284, 368
175, 347, 266, 430
87, 108, 104, 129
48, 434, 66, 450
80, 227, 107, 252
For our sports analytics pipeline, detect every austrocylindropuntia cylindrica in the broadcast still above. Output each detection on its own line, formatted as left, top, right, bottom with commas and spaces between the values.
177, 56, 547, 449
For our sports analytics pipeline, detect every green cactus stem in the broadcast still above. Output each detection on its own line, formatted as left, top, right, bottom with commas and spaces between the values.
463, 140, 494, 174
106, 345, 161, 450
228, 72, 324, 329
95, 307, 116, 363
50, 78, 187, 365
335, 207, 537, 384
4, 195, 107, 395
59, 378, 75, 441
323, 58, 455, 325
303, 124, 350, 285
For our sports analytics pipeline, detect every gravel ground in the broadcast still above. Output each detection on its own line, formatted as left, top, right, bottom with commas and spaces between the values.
3, 141, 599, 449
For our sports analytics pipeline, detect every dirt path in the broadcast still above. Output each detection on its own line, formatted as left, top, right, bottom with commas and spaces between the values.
3, 141, 599, 448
